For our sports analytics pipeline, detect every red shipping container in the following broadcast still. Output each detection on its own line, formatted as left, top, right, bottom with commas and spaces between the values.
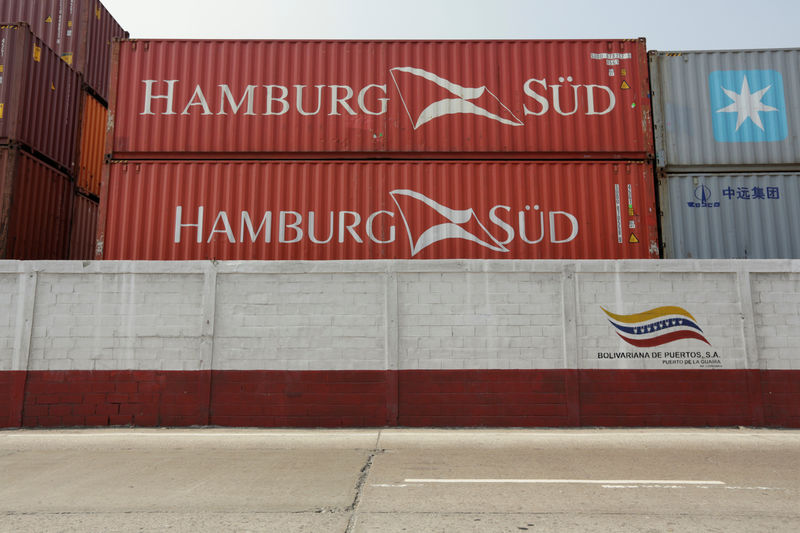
0, 23, 81, 173
0, 147, 72, 259
69, 190, 98, 260
97, 160, 659, 260
0, 1, 127, 102
108, 39, 653, 159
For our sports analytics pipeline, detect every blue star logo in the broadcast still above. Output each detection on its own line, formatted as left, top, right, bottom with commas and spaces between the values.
709, 70, 788, 143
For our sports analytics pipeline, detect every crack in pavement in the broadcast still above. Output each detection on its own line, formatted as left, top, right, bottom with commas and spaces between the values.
344, 437, 385, 533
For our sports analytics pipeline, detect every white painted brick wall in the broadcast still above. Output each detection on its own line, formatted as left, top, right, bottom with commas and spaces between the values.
28, 273, 206, 371
213, 273, 386, 370
1, 260, 799, 372
0, 274, 19, 371
752, 273, 800, 370
398, 272, 563, 370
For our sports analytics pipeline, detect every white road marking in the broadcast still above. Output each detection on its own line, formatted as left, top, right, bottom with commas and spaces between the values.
724, 486, 781, 491
602, 484, 688, 489
404, 479, 726, 485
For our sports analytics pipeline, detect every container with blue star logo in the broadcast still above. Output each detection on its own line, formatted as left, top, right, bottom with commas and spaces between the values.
708, 70, 788, 143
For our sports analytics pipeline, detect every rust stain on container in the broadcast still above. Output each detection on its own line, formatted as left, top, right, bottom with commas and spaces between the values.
108, 39, 653, 159
0, 146, 72, 259
98, 160, 659, 260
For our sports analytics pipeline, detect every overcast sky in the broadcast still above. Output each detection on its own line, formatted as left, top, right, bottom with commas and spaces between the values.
101, 0, 798, 51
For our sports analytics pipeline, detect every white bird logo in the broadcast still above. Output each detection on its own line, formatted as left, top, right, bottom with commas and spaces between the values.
389, 189, 509, 256
389, 67, 524, 129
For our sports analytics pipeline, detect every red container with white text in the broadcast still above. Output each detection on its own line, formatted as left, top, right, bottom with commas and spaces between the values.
107, 39, 653, 160
97, 160, 659, 260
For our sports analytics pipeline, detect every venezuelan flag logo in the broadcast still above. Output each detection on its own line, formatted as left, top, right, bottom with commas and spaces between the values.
601, 306, 711, 348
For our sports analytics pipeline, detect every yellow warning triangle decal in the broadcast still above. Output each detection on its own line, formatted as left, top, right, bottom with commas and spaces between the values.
629, 233, 639, 244
45, 16, 52, 23
621, 80, 631, 90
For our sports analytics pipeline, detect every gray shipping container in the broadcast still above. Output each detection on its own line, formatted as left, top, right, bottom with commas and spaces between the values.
660, 173, 800, 258
650, 49, 800, 171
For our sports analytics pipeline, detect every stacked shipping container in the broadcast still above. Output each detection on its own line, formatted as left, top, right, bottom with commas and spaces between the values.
650, 49, 800, 258
0, 23, 80, 172
8, 30, 796, 429
99, 39, 659, 259
0, 0, 127, 103
0, 23, 79, 258
0, 5, 125, 260
92, 38, 664, 429
72, 89, 107, 259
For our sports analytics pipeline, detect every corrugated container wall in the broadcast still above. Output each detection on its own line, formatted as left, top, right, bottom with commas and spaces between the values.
0, 1, 77, 63
660, 173, 800, 258
77, 91, 106, 196
97, 160, 659, 260
76, 0, 127, 102
0, 23, 81, 173
650, 49, 800, 171
0, 147, 72, 259
69, 191, 98, 259
108, 39, 653, 159
0, 0, 127, 102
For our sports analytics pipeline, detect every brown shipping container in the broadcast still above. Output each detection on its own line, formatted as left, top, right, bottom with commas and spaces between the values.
77, 90, 106, 196
0, 146, 72, 259
108, 39, 653, 159
0, 23, 81, 173
69, 190, 98, 259
97, 160, 659, 260
0, 0, 127, 102
79, 0, 128, 102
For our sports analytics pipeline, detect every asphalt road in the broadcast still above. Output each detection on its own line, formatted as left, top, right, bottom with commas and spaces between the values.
1, 428, 798, 532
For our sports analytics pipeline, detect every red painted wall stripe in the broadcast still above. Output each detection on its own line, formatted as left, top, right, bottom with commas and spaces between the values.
397, 370, 572, 427
1, 369, 799, 429
210, 370, 390, 428
762, 370, 800, 428
0, 371, 26, 428
578, 370, 757, 427
20, 371, 211, 428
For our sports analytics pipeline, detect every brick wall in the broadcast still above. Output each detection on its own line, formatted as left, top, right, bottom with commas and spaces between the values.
214, 273, 386, 370
29, 272, 206, 371
1, 260, 798, 428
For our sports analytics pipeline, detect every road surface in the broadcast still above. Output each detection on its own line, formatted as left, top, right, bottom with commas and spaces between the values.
1, 428, 798, 532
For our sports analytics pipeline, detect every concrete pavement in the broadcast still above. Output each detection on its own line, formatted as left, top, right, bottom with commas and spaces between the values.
1, 428, 799, 532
